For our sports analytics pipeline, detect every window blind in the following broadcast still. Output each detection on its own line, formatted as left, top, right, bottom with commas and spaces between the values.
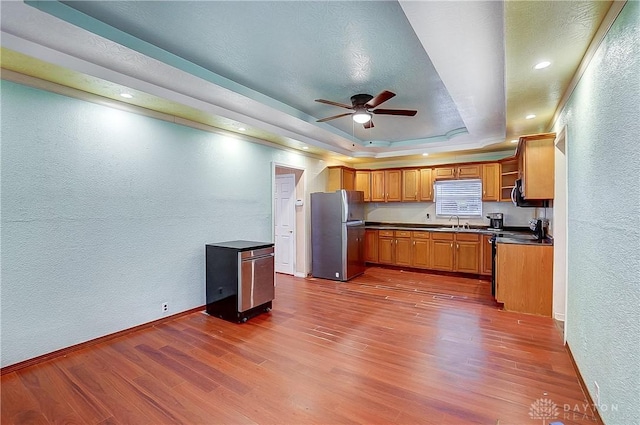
435, 179, 482, 217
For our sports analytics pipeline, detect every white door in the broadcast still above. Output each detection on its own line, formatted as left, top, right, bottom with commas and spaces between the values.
275, 174, 295, 275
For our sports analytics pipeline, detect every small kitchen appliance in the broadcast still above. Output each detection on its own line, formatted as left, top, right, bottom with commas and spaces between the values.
486, 213, 504, 230
529, 218, 549, 240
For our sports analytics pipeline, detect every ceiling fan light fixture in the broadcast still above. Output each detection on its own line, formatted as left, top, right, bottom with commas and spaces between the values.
352, 110, 371, 124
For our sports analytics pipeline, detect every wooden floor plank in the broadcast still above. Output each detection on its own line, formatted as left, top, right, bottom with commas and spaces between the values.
1, 268, 601, 424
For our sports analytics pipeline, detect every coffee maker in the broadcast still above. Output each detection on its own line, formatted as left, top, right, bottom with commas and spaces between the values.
486, 213, 504, 230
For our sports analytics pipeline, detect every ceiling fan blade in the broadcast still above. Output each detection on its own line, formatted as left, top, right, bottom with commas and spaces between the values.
365, 90, 396, 108
316, 112, 353, 123
372, 108, 417, 116
363, 120, 374, 129
314, 99, 353, 109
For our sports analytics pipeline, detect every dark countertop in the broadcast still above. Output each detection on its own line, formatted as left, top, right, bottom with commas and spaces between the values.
206, 240, 274, 251
496, 236, 554, 246
364, 221, 532, 237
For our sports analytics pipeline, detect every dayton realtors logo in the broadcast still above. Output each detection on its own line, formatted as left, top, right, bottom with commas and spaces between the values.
529, 398, 560, 424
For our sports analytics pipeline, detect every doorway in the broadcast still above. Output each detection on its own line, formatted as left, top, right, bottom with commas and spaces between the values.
274, 174, 295, 275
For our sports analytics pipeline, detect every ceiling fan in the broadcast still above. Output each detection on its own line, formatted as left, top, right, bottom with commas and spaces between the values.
315, 90, 417, 129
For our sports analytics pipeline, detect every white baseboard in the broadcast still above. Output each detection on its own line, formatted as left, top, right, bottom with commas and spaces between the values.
554, 312, 565, 321
294, 272, 307, 278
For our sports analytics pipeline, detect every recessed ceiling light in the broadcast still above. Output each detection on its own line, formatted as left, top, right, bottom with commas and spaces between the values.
237, 127, 246, 131
302, 146, 309, 150
526, 114, 536, 120
422, 153, 429, 156
534, 61, 551, 70
511, 139, 519, 143
120, 93, 133, 99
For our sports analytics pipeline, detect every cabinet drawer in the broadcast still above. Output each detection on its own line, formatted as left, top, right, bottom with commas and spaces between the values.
379, 230, 394, 237
430, 232, 454, 241
394, 230, 411, 238
412, 231, 430, 239
455, 233, 480, 242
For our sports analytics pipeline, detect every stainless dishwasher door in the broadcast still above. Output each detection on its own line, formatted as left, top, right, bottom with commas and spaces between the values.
238, 247, 275, 312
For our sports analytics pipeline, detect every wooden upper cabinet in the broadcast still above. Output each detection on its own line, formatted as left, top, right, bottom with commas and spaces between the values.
385, 170, 402, 202
433, 167, 457, 180
371, 170, 401, 202
434, 164, 481, 180
418, 168, 433, 201
500, 159, 519, 202
370, 170, 385, 202
482, 163, 500, 201
402, 169, 419, 202
518, 133, 555, 200
327, 166, 355, 191
457, 165, 481, 179
355, 171, 371, 202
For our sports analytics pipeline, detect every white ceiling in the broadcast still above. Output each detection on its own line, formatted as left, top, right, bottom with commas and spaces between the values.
0, 1, 615, 162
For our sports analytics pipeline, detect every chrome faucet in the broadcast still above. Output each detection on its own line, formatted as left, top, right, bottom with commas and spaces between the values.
449, 215, 460, 229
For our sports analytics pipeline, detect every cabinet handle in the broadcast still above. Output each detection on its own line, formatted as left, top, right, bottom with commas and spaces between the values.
457, 243, 460, 249
450, 243, 453, 248
413, 241, 415, 246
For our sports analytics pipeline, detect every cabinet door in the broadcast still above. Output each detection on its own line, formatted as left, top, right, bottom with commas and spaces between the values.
385, 170, 402, 202
457, 165, 481, 179
327, 166, 355, 191
431, 240, 455, 271
481, 234, 493, 275
395, 238, 412, 266
378, 237, 394, 264
342, 168, 355, 190
402, 169, 419, 202
434, 167, 456, 180
355, 171, 371, 202
412, 239, 430, 268
364, 230, 378, 263
521, 136, 555, 199
455, 241, 480, 274
482, 163, 500, 201
418, 168, 433, 201
370, 171, 385, 202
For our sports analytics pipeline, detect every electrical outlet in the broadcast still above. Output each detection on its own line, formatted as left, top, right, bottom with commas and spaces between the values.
594, 381, 600, 407
162, 302, 168, 313
426, 213, 430, 220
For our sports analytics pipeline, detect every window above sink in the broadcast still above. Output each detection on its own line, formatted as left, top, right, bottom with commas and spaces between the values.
435, 179, 482, 217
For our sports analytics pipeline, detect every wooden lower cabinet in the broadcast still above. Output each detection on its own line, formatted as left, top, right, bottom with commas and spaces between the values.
395, 236, 412, 267
430, 233, 455, 271
454, 233, 480, 274
425, 232, 481, 273
496, 243, 553, 316
378, 231, 394, 264
364, 229, 378, 263
481, 234, 493, 275
370, 229, 483, 275
411, 232, 430, 268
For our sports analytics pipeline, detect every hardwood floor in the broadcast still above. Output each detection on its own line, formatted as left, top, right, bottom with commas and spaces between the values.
2, 267, 600, 424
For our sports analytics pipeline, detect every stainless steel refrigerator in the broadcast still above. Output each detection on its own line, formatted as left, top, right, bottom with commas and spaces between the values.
311, 190, 366, 281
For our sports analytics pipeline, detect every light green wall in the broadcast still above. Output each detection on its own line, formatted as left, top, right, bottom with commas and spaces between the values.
552, 2, 640, 423
0, 80, 326, 367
